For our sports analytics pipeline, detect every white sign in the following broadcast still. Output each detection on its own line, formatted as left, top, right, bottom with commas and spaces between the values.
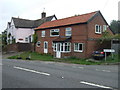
103, 49, 115, 52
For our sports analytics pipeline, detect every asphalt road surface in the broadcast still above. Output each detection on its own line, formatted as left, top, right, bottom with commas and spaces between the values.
2, 59, 119, 89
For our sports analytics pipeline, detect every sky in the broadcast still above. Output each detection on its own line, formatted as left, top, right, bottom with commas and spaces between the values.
0, 0, 119, 33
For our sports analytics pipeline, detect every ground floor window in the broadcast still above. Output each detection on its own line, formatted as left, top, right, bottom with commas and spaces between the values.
53, 42, 71, 52
36, 41, 41, 47
74, 43, 83, 52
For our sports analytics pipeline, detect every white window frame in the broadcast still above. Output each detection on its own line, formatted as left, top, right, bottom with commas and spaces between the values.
65, 27, 72, 36
103, 25, 107, 32
41, 31, 45, 37
95, 24, 102, 34
50, 29, 59, 37
64, 43, 71, 52
74, 43, 83, 52
53, 42, 71, 52
36, 41, 41, 47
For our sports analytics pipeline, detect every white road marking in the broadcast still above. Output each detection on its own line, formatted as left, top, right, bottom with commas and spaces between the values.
80, 81, 112, 89
102, 70, 111, 72
72, 66, 84, 69
78, 67, 84, 69
96, 69, 111, 72
14, 66, 50, 76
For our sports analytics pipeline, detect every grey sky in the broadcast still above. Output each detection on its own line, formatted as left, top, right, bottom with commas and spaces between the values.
0, 0, 119, 33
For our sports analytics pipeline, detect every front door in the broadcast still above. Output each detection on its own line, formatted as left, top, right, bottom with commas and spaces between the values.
44, 41, 48, 53
56, 43, 61, 58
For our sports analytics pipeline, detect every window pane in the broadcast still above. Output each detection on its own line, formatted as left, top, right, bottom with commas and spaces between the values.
79, 44, 82, 50
36, 41, 40, 47
50, 29, 59, 36
61, 43, 63, 51
51, 32, 59, 35
74, 43, 78, 50
96, 25, 99, 32
44, 42, 47, 49
41, 31, 45, 37
66, 28, 72, 36
54, 43, 56, 51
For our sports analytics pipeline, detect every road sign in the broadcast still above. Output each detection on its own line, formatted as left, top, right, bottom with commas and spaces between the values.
103, 49, 115, 61
103, 49, 115, 52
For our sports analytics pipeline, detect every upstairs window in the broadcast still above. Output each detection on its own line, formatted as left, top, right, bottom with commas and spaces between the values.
65, 27, 72, 36
41, 31, 45, 37
50, 29, 59, 36
95, 24, 102, 34
103, 25, 107, 32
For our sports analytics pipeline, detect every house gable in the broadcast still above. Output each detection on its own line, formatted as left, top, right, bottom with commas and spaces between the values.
87, 11, 113, 39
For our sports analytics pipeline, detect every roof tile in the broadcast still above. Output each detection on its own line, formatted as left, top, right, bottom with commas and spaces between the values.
35, 11, 97, 30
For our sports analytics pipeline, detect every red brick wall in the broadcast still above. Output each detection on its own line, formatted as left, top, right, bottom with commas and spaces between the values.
87, 13, 113, 39
85, 13, 113, 58
35, 24, 88, 58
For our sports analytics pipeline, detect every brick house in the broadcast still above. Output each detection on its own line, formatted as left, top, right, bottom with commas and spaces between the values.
35, 11, 113, 58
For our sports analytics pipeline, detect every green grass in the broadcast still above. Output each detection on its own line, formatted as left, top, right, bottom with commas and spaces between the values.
8, 52, 120, 65
8, 52, 53, 61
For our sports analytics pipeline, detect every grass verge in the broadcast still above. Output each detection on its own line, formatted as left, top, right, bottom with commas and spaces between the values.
8, 51, 120, 65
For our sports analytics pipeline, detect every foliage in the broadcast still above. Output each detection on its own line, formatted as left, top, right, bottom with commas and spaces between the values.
8, 33, 11, 38
2, 30, 7, 46
110, 20, 120, 34
32, 33, 38, 44
98, 31, 113, 44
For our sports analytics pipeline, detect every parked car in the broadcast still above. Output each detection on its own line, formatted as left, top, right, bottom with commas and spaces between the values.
92, 50, 111, 60
92, 51, 105, 60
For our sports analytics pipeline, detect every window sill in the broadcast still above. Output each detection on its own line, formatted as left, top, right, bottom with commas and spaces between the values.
74, 50, 83, 52
50, 35, 59, 37
95, 32, 101, 34
54, 51, 71, 53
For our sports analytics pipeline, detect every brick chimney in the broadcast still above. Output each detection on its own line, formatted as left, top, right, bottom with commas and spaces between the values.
41, 12, 46, 18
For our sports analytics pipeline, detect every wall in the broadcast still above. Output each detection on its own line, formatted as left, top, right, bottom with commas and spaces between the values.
16, 28, 34, 43
7, 43, 34, 52
36, 24, 88, 58
85, 13, 114, 58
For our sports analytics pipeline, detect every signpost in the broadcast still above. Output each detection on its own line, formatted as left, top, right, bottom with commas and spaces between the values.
103, 49, 115, 61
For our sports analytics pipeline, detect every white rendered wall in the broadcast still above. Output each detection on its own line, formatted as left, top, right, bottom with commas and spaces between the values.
15, 28, 34, 43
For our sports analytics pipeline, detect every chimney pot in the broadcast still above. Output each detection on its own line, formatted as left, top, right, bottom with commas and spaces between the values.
41, 12, 46, 18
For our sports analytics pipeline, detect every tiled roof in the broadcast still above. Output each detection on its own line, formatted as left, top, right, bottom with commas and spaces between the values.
35, 11, 98, 30
12, 15, 56, 28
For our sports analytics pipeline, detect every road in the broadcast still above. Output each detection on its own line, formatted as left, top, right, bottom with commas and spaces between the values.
2, 59, 119, 89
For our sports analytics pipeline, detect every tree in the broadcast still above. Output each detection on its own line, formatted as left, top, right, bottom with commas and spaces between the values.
32, 33, 38, 52
2, 30, 7, 46
110, 20, 120, 34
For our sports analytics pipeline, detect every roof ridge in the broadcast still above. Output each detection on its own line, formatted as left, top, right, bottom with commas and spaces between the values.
39, 11, 98, 24
33, 15, 55, 21
56, 11, 98, 21
12, 17, 34, 21
35, 11, 99, 30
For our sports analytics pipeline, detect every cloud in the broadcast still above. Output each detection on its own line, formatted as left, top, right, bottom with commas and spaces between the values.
0, 0, 119, 33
